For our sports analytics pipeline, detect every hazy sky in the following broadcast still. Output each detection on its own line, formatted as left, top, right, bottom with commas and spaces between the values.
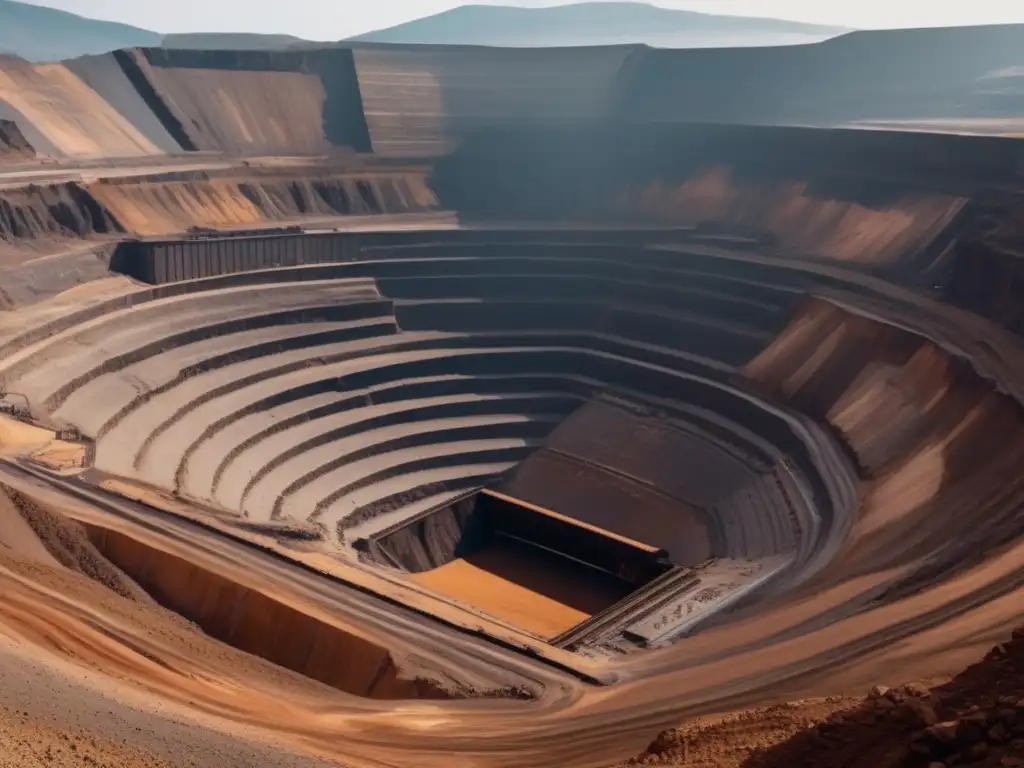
23, 0, 1024, 39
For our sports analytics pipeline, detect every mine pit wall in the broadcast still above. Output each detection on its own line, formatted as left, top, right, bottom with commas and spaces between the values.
498, 392, 854, 572
614, 26, 1024, 125
83, 523, 454, 700
8, 34, 1024, 165
87, 171, 438, 237
364, 492, 478, 572
430, 123, 1024, 264
90, 230, 857, 575
0, 183, 122, 264
66, 53, 185, 154
0, 247, 112, 310
0, 55, 165, 160
745, 298, 1024, 583
938, 199, 1024, 336
349, 44, 633, 156
432, 122, 1024, 329
0, 169, 436, 264
107, 229, 687, 285
129, 48, 372, 155
0, 118, 34, 162
364, 490, 669, 586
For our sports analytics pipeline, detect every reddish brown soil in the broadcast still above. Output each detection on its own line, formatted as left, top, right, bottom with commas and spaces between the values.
0, 484, 349, 767
4, 488, 152, 603
0, 703, 175, 768
745, 628, 1024, 768
412, 538, 626, 637
626, 628, 1024, 768
621, 698, 860, 768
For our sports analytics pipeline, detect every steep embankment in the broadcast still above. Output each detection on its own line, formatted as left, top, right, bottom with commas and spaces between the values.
88, 172, 438, 235
0, 117, 32, 161
0, 182, 121, 264
614, 165, 965, 266
617, 24, 1024, 125
941, 198, 1024, 336
0, 55, 163, 159
117, 48, 371, 155
433, 124, 983, 268
0, 170, 437, 256
65, 52, 184, 154
350, 45, 631, 156
745, 298, 1024, 588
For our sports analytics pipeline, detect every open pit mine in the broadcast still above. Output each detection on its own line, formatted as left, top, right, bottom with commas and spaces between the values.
1, 34, 1024, 768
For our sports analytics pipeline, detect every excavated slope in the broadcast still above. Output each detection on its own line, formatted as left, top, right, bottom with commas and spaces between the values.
0, 231, 866, 650
5, 36, 1024, 165
0, 170, 437, 258
88, 172, 437, 236
0, 56, 163, 159
0, 117, 33, 161
0, 42, 1023, 768
617, 25, 1024, 125
2, 239, 1023, 768
0, 182, 121, 266
65, 53, 184, 154
126, 48, 372, 155
350, 45, 631, 156
430, 123, 1024, 284
613, 165, 966, 266
746, 298, 1024, 590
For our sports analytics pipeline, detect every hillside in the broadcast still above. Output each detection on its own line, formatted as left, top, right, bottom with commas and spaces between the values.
163, 33, 309, 50
350, 2, 849, 48
0, 0, 159, 61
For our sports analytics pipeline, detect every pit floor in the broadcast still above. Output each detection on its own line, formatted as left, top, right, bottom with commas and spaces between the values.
410, 536, 634, 638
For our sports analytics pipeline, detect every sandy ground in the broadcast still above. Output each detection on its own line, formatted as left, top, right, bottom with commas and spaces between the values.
0, 698, 177, 768
630, 624, 1024, 768
410, 538, 626, 638
620, 697, 861, 767
0, 483, 352, 767
0, 414, 85, 470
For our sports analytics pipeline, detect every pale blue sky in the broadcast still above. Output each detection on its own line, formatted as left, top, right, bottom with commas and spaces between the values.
24, 0, 1024, 40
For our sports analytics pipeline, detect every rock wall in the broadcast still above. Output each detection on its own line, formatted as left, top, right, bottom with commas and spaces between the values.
0, 118, 34, 162
86, 524, 451, 699
431, 123, 1024, 269
940, 200, 1024, 336
616, 25, 1024, 124
351, 45, 631, 156
745, 298, 1024, 580
0, 170, 437, 252
65, 53, 183, 154
88, 172, 438, 236
614, 166, 966, 267
6, 32, 1024, 163
131, 48, 371, 155
0, 56, 164, 159
0, 182, 121, 245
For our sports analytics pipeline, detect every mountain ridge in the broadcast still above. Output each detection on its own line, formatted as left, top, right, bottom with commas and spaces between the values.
0, 0, 850, 61
0, 0, 159, 61
350, 2, 850, 47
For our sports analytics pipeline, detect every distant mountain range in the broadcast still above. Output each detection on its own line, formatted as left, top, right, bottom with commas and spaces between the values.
0, 0, 848, 62
350, 3, 849, 47
161, 33, 308, 51
0, 0, 159, 61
